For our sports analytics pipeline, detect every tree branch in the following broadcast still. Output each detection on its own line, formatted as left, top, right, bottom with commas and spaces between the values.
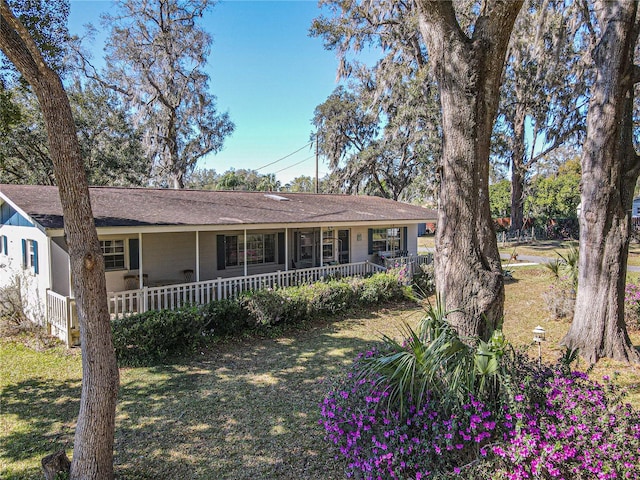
0, 1, 50, 84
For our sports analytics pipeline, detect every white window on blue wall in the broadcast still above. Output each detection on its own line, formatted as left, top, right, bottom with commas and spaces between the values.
21, 239, 39, 274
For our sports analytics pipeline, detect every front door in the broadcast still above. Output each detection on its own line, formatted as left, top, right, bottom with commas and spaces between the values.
338, 229, 350, 264
294, 230, 316, 268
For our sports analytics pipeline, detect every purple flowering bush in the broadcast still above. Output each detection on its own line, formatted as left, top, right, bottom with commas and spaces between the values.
492, 371, 640, 479
624, 281, 640, 329
320, 349, 640, 479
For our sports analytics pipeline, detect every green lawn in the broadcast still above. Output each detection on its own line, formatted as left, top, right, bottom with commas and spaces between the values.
2, 268, 640, 479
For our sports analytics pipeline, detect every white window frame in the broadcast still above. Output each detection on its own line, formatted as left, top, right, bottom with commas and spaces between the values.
322, 229, 335, 262
371, 228, 401, 253
100, 239, 126, 271
225, 233, 276, 267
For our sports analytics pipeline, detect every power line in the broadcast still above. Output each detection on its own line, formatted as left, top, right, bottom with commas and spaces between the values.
273, 154, 315, 175
255, 140, 314, 171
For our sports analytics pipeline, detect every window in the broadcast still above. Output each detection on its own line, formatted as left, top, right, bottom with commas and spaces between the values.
225, 234, 276, 267
21, 238, 38, 274
322, 230, 334, 261
100, 239, 125, 270
298, 232, 314, 262
371, 228, 401, 253
0, 235, 6, 255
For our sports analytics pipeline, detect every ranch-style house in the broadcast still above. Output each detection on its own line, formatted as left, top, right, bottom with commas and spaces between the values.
0, 184, 435, 345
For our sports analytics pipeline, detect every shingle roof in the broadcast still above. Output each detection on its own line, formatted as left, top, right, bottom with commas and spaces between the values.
0, 184, 436, 230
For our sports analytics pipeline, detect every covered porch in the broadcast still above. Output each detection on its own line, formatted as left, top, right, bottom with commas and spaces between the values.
45, 253, 432, 347
62, 223, 417, 293
100, 226, 360, 292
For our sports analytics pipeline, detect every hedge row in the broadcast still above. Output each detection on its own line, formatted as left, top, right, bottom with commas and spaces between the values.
112, 272, 410, 365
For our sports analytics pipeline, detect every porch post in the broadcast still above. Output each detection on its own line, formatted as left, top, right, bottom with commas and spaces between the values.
47, 237, 53, 292
319, 226, 323, 266
68, 256, 73, 297
138, 232, 143, 289
195, 230, 200, 281
285, 227, 289, 272
243, 229, 247, 277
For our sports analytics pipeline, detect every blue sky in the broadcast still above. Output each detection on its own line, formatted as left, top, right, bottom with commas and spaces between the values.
69, 0, 345, 184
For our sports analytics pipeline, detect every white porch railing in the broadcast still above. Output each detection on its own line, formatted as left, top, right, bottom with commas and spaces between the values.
46, 290, 78, 347
44, 258, 426, 343
382, 253, 433, 280
108, 261, 386, 316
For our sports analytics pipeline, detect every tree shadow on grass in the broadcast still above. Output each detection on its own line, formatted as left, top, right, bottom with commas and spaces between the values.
2, 304, 423, 479
1, 377, 80, 479
113, 307, 419, 479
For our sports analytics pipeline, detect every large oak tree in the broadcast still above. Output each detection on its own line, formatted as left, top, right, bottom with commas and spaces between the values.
313, 0, 523, 338
1, 2, 119, 478
1, 80, 148, 185
494, 0, 587, 232
415, 1, 523, 338
563, 0, 640, 363
78, 0, 234, 189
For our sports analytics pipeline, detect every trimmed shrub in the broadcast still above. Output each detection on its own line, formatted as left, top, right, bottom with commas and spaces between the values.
112, 306, 205, 364
307, 280, 359, 315
241, 271, 408, 328
201, 298, 250, 335
360, 272, 408, 304
240, 286, 310, 326
112, 271, 411, 363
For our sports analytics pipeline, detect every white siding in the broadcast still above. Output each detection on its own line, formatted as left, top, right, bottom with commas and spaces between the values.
198, 231, 218, 281
0, 224, 50, 325
633, 198, 640, 218
51, 239, 71, 296
141, 232, 197, 285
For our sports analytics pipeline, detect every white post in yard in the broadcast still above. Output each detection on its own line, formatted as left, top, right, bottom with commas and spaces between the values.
47, 237, 53, 294
66, 296, 73, 348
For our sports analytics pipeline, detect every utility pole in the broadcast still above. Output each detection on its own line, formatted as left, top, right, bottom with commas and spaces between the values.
315, 134, 319, 194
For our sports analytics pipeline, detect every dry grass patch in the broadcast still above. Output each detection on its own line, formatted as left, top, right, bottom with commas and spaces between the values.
503, 266, 640, 405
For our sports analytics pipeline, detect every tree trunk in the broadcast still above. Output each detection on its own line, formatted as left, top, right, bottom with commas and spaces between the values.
416, 1, 522, 340
168, 110, 185, 189
563, 0, 640, 364
0, 4, 120, 478
510, 106, 526, 232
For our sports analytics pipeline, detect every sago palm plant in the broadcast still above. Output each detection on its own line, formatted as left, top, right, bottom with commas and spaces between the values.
358, 296, 508, 416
